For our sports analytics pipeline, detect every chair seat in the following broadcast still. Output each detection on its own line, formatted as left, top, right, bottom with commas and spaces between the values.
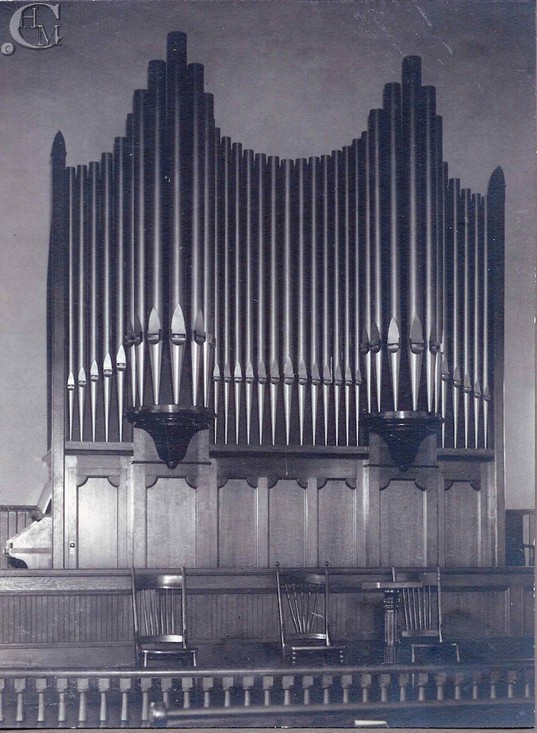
138, 635, 196, 655
286, 638, 345, 651
400, 630, 440, 639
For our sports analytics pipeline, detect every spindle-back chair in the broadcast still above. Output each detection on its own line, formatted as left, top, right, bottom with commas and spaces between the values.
131, 568, 197, 668
275, 562, 346, 665
392, 567, 460, 663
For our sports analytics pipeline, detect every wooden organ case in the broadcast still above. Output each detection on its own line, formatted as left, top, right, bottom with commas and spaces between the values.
46, 33, 505, 570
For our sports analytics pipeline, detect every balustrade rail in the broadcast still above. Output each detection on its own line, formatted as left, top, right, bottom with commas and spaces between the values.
0, 661, 531, 728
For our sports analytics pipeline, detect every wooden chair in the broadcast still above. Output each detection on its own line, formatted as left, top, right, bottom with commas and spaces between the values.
392, 566, 460, 663
131, 568, 197, 668
275, 562, 346, 665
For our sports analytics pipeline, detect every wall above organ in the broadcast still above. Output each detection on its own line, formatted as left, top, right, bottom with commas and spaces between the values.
43, 32, 505, 570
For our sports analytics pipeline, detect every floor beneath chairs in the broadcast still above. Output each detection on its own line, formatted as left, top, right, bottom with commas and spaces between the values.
193, 635, 534, 669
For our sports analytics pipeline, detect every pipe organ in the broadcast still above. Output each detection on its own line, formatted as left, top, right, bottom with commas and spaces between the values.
45, 33, 505, 570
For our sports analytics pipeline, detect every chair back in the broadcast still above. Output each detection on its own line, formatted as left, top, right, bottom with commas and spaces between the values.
131, 569, 188, 646
275, 563, 331, 646
393, 567, 443, 642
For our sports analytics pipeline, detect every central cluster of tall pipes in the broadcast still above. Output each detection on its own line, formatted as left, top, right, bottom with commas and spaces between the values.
52, 32, 503, 451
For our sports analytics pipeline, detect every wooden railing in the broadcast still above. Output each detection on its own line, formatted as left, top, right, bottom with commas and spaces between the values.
0, 661, 531, 729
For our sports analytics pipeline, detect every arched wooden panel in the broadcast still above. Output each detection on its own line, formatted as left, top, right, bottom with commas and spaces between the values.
268, 480, 306, 566
318, 480, 357, 567
146, 478, 196, 567
77, 478, 118, 568
218, 479, 258, 567
379, 480, 427, 567
444, 481, 481, 566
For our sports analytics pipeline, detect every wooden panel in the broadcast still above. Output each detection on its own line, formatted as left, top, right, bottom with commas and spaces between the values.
189, 593, 279, 641
146, 478, 196, 567
77, 479, 118, 568
318, 480, 356, 567
442, 589, 508, 638
268, 480, 306, 566
522, 586, 535, 636
329, 592, 382, 640
444, 481, 480, 566
0, 592, 132, 643
218, 480, 257, 567
379, 480, 427, 566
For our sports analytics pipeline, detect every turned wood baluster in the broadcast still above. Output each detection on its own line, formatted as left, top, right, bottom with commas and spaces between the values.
322, 674, 333, 704
489, 670, 499, 700
14, 678, 25, 724
76, 678, 89, 726
435, 672, 447, 701
242, 676, 254, 707
222, 676, 233, 707
507, 670, 517, 699
97, 677, 110, 726
160, 677, 172, 708
202, 677, 213, 708
0, 679, 5, 723
341, 674, 353, 704
262, 676, 274, 706
453, 672, 465, 701
471, 671, 482, 700
282, 676, 294, 706
181, 677, 193, 709
524, 667, 533, 698
379, 673, 391, 703
119, 678, 132, 726
416, 673, 428, 703
302, 675, 314, 705
398, 672, 410, 702
56, 678, 68, 726
140, 677, 152, 723
35, 678, 47, 727
359, 673, 372, 703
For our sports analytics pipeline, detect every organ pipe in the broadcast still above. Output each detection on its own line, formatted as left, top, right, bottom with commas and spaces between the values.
268, 155, 280, 445
222, 137, 232, 444
101, 152, 114, 441
244, 148, 255, 444
296, 158, 308, 446
113, 135, 128, 441
147, 61, 166, 407
203, 94, 215, 411
66, 167, 76, 442
88, 161, 99, 442
132, 90, 146, 409
51, 35, 503, 455
167, 33, 187, 408
255, 153, 267, 444
383, 83, 401, 413
309, 156, 321, 445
